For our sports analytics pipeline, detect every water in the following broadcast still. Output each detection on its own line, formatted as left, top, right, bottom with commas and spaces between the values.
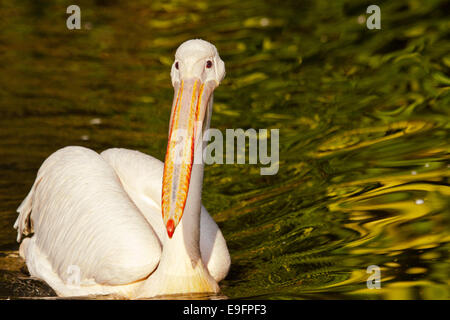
0, 0, 449, 299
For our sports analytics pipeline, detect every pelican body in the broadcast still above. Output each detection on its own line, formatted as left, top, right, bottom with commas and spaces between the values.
14, 39, 230, 298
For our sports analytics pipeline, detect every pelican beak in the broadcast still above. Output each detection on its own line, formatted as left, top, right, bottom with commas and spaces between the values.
162, 78, 216, 238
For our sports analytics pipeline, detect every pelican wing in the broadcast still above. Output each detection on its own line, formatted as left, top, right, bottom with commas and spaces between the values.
101, 148, 230, 282
15, 146, 161, 286
101, 148, 167, 241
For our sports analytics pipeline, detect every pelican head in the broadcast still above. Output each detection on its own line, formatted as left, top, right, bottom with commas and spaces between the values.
162, 39, 225, 238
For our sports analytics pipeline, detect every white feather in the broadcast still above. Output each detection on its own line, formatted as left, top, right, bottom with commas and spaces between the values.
15, 146, 230, 297
16, 147, 161, 286
101, 148, 230, 282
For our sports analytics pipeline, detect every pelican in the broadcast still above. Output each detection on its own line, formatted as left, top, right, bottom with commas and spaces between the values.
14, 39, 230, 298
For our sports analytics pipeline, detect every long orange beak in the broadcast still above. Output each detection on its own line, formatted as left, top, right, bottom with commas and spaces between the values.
162, 78, 215, 238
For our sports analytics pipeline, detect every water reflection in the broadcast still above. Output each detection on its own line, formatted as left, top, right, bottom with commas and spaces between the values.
0, 0, 449, 299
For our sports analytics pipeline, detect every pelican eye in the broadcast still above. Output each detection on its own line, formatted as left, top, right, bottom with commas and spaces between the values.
206, 60, 212, 68
175, 62, 179, 70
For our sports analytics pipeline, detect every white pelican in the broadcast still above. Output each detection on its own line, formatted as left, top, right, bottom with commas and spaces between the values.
14, 39, 230, 298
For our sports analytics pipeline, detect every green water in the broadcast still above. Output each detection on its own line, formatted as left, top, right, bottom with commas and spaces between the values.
0, 0, 449, 299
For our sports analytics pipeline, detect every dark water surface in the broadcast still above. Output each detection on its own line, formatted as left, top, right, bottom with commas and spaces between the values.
0, 0, 449, 299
